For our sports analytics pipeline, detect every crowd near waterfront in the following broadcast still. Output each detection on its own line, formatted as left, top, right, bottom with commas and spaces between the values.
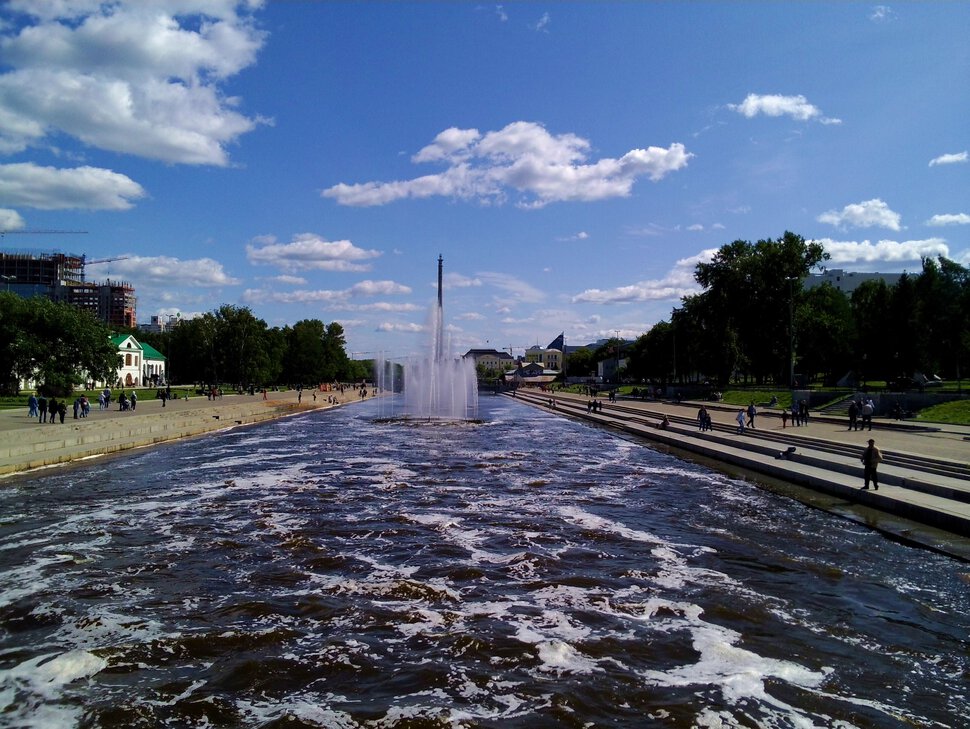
0, 396, 966, 727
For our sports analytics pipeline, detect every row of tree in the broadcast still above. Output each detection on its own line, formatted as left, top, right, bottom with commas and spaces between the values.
0, 295, 367, 395
133, 306, 370, 389
567, 232, 970, 387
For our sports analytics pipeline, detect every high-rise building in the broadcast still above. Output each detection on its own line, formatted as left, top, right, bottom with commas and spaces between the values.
1, 249, 137, 328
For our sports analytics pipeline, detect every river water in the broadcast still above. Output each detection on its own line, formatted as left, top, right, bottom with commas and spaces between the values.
0, 396, 967, 728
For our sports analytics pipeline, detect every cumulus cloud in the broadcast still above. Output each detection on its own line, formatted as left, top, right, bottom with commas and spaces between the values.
242, 279, 411, 306
814, 237, 949, 264
85, 254, 239, 287
0, 1, 267, 165
267, 274, 307, 285
728, 93, 841, 125
926, 213, 970, 226
817, 198, 901, 231
571, 249, 712, 304
323, 121, 692, 208
443, 272, 483, 289
246, 233, 382, 273
0, 162, 145, 209
0, 208, 26, 230
928, 151, 968, 166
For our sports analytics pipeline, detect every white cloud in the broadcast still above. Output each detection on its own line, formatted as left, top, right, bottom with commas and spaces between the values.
0, 1, 267, 165
377, 321, 424, 333
817, 198, 901, 231
475, 271, 545, 303
0, 162, 145, 210
246, 233, 382, 273
455, 312, 486, 321
86, 254, 239, 287
534, 12, 550, 32
328, 302, 422, 313
243, 278, 411, 306
728, 93, 841, 125
556, 230, 589, 242
268, 274, 307, 285
0, 208, 26, 230
869, 5, 896, 21
687, 224, 704, 232
323, 121, 692, 208
814, 237, 949, 264
495, 5, 508, 22
571, 249, 712, 304
443, 272, 483, 288
926, 213, 970, 226
928, 151, 968, 167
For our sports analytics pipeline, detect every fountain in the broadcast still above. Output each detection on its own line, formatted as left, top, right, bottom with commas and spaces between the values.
376, 255, 479, 421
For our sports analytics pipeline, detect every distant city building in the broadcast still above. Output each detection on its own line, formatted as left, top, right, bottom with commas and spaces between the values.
524, 345, 563, 371
463, 348, 516, 372
804, 268, 904, 295
0, 249, 136, 328
139, 314, 182, 334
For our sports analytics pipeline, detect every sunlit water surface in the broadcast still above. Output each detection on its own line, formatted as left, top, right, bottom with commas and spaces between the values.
0, 396, 967, 728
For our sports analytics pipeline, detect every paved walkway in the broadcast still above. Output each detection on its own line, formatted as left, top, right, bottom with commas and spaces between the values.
0, 388, 364, 477
511, 389, 970, 561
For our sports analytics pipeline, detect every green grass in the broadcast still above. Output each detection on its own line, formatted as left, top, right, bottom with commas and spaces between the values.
915, 399, 970, 426
718, 390, 792, 408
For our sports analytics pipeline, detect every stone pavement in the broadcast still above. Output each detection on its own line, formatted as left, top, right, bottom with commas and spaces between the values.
511, 389, 970, 561
0, 388, 359, 478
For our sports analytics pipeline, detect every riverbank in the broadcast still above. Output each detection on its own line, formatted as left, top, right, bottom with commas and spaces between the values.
509, 389, 970, 561
0, 389, 363, 477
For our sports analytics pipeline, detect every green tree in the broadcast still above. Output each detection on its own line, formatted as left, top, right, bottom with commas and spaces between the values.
564, 347, 595, 378
796, 283, 853, 384
692, 232, 828, 385
283, 319, 327, 385
0, 293, 119, 395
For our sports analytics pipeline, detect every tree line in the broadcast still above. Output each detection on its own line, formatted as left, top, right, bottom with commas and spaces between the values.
568, 232, 970, 388
0, 295, 367, 395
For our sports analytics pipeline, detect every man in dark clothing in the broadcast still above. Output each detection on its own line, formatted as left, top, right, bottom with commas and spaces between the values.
38, 396, 47, 423
861, 438, 883, 490
847, 400, 858, 431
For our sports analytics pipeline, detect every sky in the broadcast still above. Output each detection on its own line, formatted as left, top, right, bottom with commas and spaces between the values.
1, 1, 968, 360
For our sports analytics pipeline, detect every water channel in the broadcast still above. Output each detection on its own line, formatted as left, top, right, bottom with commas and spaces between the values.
0, 396, 967, 727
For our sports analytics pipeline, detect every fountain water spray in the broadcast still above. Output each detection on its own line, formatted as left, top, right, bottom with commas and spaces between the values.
374, 255, 478, 420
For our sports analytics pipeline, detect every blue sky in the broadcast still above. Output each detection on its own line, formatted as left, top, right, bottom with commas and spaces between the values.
1, 1, 967, 359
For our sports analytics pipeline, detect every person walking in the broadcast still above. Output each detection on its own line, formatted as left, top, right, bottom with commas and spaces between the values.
861, 438, 883, 490
735, 409, 746, 434
130, 390, 137, 410
847, 400, 858, 431
37, 395, 47, 423
746, 402, 757, 429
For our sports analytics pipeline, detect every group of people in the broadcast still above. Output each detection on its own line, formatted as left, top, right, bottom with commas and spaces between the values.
696, 405, 713, 431
847, 397, 876, 431
780, 400, 811, 428
27, 393, 93, 423
27, 388, 141, 422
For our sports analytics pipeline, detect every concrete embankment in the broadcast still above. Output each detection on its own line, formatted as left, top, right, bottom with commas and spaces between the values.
510, 390, 970, 561
0, 390, 356, 477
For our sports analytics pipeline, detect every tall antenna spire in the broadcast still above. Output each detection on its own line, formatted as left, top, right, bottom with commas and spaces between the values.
437, 254, 443, 309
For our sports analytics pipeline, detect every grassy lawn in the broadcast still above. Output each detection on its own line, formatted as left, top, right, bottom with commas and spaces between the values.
915, 399, 970, 426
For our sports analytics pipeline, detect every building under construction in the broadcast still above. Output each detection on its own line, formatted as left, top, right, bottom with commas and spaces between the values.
1, 249, 137, 328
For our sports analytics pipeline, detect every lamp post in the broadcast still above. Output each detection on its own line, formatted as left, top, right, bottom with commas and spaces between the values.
785, 277, 797, 390
0, 274, 13, 292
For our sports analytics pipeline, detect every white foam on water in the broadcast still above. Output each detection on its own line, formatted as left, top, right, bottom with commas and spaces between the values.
236, 694, 359, 728
0, 649, 107, 729
534, 640, 601, 675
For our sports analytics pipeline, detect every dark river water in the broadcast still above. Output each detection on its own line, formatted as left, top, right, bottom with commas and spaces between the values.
1, 396, 967, 728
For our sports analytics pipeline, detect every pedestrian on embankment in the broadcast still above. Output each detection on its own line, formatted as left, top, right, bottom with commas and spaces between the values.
861, 438, 883, 490
736, 409, 746, 434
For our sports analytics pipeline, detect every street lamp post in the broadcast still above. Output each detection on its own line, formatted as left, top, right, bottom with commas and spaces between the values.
785, 277, 796, 390
0, 275, 13, 292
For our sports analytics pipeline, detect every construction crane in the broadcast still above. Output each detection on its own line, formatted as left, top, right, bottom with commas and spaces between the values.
0, 229, 88, 238
81, 254, 130, 282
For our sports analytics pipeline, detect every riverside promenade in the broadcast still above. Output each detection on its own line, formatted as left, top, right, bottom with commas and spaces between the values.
510, 389, 970, 561
0, 389, 355, 478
